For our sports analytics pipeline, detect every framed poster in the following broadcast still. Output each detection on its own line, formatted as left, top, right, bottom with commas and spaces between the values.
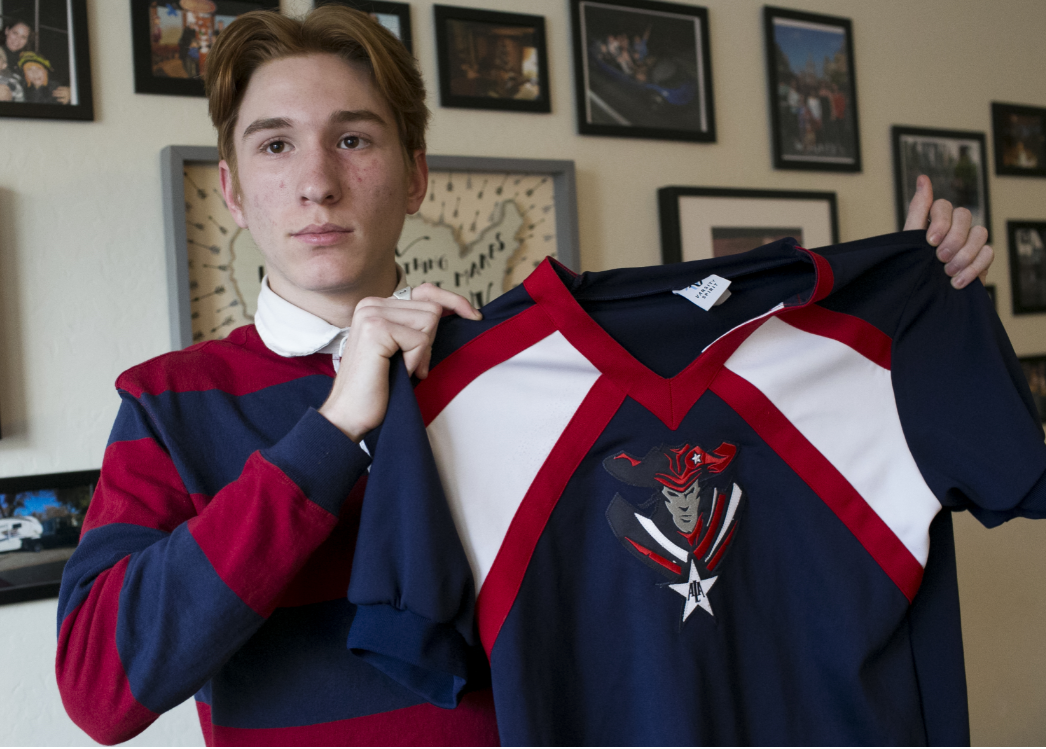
763, 6, 860, 171
315, 0, 413, 53
1007, 220, 1046, 315
0, 470, 99, 605
892, 125, 991, 241
991, 102, 1046, 178
1018, 354, 1046, 423
433, 5, 550, 113
571, 0, 715, 143
658, 186, 838, 264
131, 0, 275, 98
162, 147, 579, 349
0, 1, 93, 120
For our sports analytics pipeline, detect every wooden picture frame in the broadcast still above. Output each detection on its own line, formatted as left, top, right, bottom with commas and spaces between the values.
892, 125, 992, 241
162, 146, 580, 349
658, 186, 839, 264
991, 102, 1046, 178
315, 0, 413, 53
763, 6, 860, 172
570, 0, 715, 143
131, 0, 275, 98
0, 1, 93, 121
0, 470, 100, 605
433, 5, 550, 113
1007, 220, 1046, 315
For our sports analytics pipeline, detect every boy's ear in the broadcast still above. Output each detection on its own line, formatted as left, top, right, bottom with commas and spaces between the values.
218, 160, 249, 229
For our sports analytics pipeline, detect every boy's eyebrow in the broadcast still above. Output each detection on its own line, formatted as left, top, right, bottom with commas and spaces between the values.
241, 117, 292, 141
240, 110, 388, 142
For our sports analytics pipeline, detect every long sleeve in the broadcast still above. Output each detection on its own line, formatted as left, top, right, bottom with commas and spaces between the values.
56, 388, 369, 745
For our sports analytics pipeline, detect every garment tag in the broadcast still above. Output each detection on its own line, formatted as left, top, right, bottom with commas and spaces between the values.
672, 274, 732, 311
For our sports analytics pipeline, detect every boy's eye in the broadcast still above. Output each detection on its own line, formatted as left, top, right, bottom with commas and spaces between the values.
340, 136, 361, 149
265, 141, 286, 154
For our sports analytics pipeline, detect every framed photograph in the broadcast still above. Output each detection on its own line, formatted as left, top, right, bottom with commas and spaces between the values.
1018, 355, 1046, 423
315, 0, 412, 53
0, 1, 93, 120
1007, 221, 1046, 315
0, 470, 99, 605
992, 102, 1046, 177
433, 5, 550, 113
131, 0, 275, 98
571, 0, 714, 143
892, 126, 991, 241
162, 147, 579, 348
658, 187, 838, 264
763, 6, 860, 172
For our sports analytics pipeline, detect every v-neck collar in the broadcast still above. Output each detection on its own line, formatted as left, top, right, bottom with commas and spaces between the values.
522, 249, 834, 429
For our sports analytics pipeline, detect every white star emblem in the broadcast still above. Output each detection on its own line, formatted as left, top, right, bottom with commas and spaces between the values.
665, 561, 717, 621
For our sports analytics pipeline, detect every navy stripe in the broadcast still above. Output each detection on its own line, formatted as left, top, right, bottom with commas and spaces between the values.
57, 523, 169, 635
118, 524, 264, 714
209, 599, 425, 728
107, 394, 163, 447
136, 374, 333, 496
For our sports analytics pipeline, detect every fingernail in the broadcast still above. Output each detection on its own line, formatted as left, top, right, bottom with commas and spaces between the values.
951, 275, 967, 289
928, 233, 940, 245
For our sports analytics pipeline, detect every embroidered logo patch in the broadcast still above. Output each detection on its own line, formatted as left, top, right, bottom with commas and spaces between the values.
604, 442, 744, 626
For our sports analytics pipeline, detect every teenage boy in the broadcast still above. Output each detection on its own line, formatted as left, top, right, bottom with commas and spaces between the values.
55, 6, 992, 747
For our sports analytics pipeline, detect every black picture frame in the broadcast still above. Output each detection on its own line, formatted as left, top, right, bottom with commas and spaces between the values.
433, 5, 550, 113
131, 0, 275, 98
0, 469, 99, 605
1007, 220, 1046, 315
315, 0, 413, 54
659, 186, 839, 265
892, 125, 992, 242
1018, 354, 1046, 424
991, 102, 1046, 178
570, 0, 715, 143
763, 5, 861, 172
0, 0, 93, 120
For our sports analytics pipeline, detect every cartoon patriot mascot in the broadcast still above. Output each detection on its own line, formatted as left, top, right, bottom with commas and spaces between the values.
604, 442, 745, 626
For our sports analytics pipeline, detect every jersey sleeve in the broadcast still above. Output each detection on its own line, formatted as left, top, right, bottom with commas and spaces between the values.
346, 356, 483, 710
55, 390, 370, 745
892, 257, 1046, 527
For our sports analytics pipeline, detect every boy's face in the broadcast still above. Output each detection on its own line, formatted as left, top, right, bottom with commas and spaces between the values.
219, 53, 426, 307
23, 61, 47, 87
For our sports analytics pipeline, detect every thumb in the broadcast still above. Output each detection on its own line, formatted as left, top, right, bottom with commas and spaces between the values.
903, 174, 933, 231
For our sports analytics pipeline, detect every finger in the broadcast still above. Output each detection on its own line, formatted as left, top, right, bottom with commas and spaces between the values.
411, 283, 483, 320
950, 243, 994, 289
926, 199, 957, 249
935, 206, 973, 264
903, 174, 933, 231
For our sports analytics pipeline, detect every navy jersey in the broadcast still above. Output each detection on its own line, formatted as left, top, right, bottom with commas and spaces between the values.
348, 231, 1046, 745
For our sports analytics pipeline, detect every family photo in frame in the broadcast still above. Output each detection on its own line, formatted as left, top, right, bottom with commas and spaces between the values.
0, 0, 93, 120
763, 6, 860, 172
571, 0, 715, 143
892, 125, 992, 240
433, 5, 550, 113
992, 102, 1046, 178
316, 0, 412, 52
1007, 220, 1046, 315
131, 0, 275, 97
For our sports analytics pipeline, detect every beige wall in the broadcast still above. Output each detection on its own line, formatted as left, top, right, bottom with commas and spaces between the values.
0, 0, 1043, 744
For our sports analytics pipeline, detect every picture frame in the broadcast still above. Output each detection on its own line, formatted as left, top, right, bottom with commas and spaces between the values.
763, 6, 860, 172
1018, 354, 1046, 424
131, 0, 275, 98
433, 5, 550, 113
991, 102, 1046, 178
315, 0, 412, 54
658, 186, 839, 264
0, 469, 100, 605
1006, 220, 1046, 315
892, 126, 992, 242
0, 1, 93, 121
162, 146, 580, 349
570, 0, 715, 143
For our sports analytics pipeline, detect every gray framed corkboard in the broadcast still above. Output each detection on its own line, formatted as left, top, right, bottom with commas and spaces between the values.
162, 146, 580, 349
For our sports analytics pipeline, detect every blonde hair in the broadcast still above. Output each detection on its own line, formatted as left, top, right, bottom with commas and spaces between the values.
205, 6, 429, 191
